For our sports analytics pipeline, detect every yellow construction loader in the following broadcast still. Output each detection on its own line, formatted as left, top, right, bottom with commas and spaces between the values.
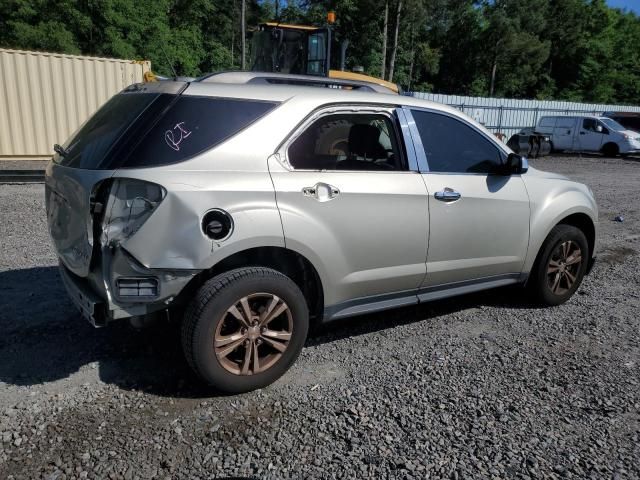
251, 14, 399, 93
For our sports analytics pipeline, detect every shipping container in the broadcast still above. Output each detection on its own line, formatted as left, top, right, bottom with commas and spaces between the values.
0, 48, 150, 161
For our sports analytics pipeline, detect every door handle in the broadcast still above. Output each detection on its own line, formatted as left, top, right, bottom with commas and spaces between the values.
434, 187, 461, 202
302, 183, 340, 202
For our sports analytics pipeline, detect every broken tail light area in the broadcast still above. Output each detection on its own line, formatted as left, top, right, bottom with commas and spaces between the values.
101, 179, 166, 248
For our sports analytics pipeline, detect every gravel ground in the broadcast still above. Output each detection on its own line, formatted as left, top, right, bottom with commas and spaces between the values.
0, 160, 48, 170
0, 155, 639, 479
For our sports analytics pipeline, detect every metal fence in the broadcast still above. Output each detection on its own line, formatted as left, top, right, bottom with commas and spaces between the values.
409, 92, 640, 138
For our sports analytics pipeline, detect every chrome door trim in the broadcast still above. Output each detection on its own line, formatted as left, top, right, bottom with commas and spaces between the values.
395, 108, 420, 172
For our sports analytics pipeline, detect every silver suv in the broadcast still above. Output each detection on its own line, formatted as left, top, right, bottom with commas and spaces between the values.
46, 78, 597, 393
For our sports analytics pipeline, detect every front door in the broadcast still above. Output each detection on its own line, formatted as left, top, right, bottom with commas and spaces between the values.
407, 108, 530, 288
578, 118, 605, 152
269, 108, 429, 309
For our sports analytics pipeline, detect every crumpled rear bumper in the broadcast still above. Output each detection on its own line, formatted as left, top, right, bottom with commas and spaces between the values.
59, 263, 108, 327
59, 247, 199, 327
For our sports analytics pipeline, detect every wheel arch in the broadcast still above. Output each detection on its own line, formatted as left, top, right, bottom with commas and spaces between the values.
525, 209, 597, 278
176, 246, 325, 326
557, 212, 596, 259
601, 141, 620, 156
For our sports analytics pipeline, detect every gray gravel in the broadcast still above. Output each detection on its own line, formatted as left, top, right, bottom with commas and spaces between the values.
1, 155, 639, 479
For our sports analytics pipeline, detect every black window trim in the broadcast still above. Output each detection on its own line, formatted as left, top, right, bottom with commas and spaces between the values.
279, 104, 416, 173
403, 106, 510, 175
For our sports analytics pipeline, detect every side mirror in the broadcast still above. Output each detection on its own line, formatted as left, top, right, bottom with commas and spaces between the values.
504, 153, 528, 175
596, 125, 603, 133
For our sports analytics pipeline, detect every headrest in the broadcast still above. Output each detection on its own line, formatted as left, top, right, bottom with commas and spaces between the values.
348, 124, 387, 159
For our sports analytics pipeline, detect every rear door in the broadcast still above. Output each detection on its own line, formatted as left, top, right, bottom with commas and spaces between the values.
269, 106, 429, 308
405, 108, 530, 289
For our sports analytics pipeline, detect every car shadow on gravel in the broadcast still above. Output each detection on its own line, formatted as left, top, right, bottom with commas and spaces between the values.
0, 266, 207, 397
0, 266, 543, 399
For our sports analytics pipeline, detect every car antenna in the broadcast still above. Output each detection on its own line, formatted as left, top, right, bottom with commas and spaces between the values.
160, 40, 179, 79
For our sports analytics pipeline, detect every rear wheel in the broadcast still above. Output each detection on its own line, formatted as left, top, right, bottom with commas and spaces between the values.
529, 225, 589, 306
182, 267, 309, 393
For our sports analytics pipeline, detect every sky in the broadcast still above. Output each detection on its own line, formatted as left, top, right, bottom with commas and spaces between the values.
607, 0, 640, 14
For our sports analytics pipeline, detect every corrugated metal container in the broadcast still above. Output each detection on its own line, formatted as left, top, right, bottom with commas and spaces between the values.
0, 48, 150, 161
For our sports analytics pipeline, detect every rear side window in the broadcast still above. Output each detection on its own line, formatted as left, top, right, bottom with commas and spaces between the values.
410, 110, 505, 174
55, 94, 278, 169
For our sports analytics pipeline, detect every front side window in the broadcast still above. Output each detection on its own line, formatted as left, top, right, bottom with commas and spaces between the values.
287, 113, 406, 171
583, 118, 599, 132
411, 110, 505, 174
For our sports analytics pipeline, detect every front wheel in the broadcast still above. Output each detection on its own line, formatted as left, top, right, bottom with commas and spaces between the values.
529, 225, 589, 306
601, 142, 619, 157
181, 267, 309, 393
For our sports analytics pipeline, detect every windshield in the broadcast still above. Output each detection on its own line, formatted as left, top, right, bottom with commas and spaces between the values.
600, 118, 626, 131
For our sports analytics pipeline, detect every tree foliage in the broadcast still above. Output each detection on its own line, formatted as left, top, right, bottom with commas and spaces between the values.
1, 0, 639, 103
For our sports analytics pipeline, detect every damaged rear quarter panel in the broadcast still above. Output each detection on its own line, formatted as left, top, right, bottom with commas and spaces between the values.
113, 95, 309, 271
119, 169, 285, 270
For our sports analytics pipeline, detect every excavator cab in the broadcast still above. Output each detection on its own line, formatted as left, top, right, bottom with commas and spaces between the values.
250, 23, 331, 76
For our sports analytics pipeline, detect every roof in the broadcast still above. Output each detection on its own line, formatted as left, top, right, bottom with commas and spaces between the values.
199, 71, 397, 94
261, 22, 321, 31
183, 81, 464, 118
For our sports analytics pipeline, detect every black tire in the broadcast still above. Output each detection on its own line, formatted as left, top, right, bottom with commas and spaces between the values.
529, 225, 589, 306
601, 142, 619, 157
181, 267, 309, 393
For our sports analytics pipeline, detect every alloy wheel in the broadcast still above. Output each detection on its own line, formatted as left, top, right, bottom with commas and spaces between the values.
214, 293, 293, 375
546, 240, 583, 295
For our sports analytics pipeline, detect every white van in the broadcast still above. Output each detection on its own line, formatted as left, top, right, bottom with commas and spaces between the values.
536, 115, 640, 156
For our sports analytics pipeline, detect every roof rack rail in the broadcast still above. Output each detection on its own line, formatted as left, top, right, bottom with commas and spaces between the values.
197, 71, 396, 94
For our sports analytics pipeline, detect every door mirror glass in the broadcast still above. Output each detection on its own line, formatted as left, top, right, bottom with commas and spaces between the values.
596, 125, 603, 133
505, 153, 528, 175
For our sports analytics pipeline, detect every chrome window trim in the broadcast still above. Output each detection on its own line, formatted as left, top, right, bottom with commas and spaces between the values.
396, 107, 421, 172
277, 104, 415, 173
403, 105, 511, 175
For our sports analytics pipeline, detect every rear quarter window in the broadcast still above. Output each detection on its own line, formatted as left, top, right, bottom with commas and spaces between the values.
121, 96, 278, 169
54, 94, 278, 169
